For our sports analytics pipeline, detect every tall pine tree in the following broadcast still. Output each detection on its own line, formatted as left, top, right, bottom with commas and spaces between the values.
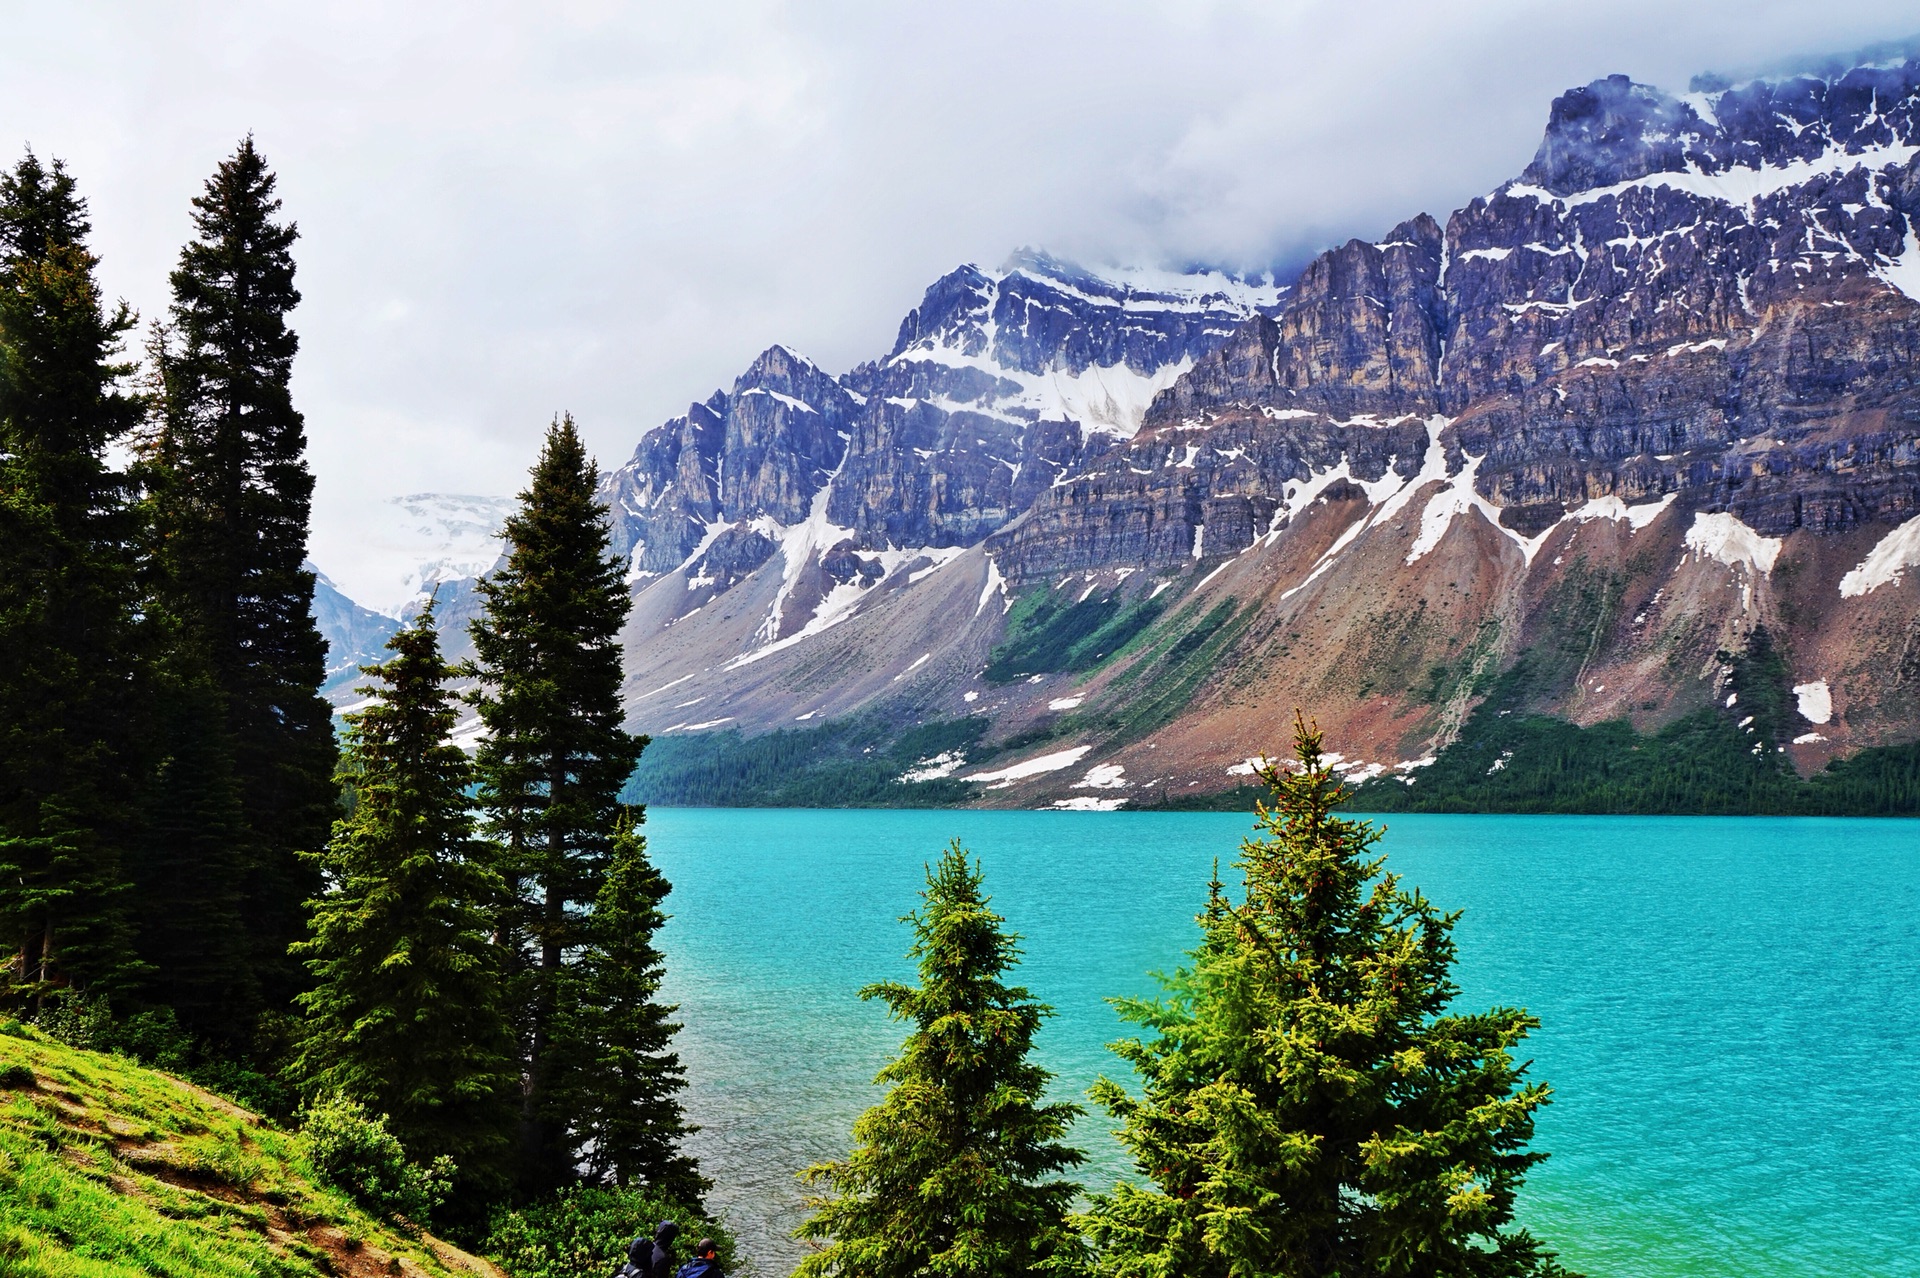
292, 596, 517, 1209
0, 151, 146, 1009
132, 648, 256, 1037
571, 806, 702, 1203
470, 414, 645, 1194
795, 841, 1084, 1278
142, 137, 334, 1033
1082, 714, 1575, 1278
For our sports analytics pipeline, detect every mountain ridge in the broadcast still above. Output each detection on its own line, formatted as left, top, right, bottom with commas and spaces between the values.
316, 56, 1920, 812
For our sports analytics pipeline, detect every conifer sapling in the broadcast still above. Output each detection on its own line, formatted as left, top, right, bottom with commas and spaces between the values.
572, 806, 704, 1203
1082, 712, 1577, 1278
292, 596, 516, 1204
796, 840, 1084, 1278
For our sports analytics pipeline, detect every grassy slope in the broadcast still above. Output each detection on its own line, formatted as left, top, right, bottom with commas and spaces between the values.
0, 1025, 502, 1278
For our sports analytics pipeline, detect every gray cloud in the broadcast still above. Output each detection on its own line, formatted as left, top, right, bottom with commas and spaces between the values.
0, 0, 1913, 591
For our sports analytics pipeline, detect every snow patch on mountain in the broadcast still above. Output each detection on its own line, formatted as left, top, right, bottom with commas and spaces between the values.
1028, 258, 1288, 312
961, 744, 1092, 788
1685, 511, 1783, 575
1508, 140, 1920, 213
722, 462, 969, 672
884, 338, 1191, 440
1876, 224, 1920, 301
1033, 359, 1195, 439
1794, 680, 1834, 725
1838, 512, 1920, 596
898, 751, 967, 783
1567, 493, 1677, 529
885, 255, 1283, 440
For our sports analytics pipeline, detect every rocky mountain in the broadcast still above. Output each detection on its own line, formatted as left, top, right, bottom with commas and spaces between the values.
347, 57, 1920, 810
310, 566, 400, 700
599, 251, 1285, 603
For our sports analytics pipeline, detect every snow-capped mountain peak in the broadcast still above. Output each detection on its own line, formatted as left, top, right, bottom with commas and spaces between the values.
592, 251, 1292, 666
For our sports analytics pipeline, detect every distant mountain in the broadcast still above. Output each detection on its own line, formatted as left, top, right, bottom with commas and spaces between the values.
309, 566, 399, 701
308, 493, 508, 706
596, 252, 1284, 682
596, 56, 1920, 811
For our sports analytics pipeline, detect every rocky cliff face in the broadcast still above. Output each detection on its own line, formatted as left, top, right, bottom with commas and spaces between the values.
597, 252, 1285, 650
594, 58, 1920, 807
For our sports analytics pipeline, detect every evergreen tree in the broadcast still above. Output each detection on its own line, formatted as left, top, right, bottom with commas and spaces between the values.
795, 840, 1084, 1278
571, 806, 703, 1203
1082, 714, 1575, 1278
291, 597, 517, 1203
0, 150, 146, 1008
143, 136, 334, 1023
470, 414, 645, 1193
134, 656, 256, 1034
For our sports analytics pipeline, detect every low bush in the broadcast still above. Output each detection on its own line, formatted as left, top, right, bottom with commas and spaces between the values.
109, 1008, 196, 1071
299, 1093, 452, 1229
32, 990, 113, 1049
487, 1184, 735, 1278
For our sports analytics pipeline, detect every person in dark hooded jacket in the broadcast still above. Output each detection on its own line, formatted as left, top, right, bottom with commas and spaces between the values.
673, 1237, 722, 1278
621, 1220, 677, 1278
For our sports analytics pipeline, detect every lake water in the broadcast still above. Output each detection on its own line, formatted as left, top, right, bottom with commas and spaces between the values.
645, 808, 1920, 1278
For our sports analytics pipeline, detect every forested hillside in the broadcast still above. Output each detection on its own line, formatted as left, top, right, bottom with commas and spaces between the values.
0, 145, 706, 1258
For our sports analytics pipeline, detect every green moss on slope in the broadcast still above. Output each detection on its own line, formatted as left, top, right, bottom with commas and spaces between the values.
0, 1025, 500, 1278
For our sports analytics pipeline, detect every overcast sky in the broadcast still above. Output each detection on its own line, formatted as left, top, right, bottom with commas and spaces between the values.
1, 1, 1915, 594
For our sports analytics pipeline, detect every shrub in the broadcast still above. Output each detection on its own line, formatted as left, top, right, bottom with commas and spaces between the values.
110, 1008, 195, 1071
25, 997, 291, 1117
299, 1093, 452, 1228
32, 991, 112, 1049
486, 1184, 734, 1278
189, 1057, 294, 1118
0, 1063, 34, 1089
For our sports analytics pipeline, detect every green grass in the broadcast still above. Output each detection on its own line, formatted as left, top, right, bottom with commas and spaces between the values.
0, 1024, 500, 1278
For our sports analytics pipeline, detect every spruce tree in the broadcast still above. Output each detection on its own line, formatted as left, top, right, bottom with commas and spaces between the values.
795, 840, 1084, 1278
0, 151, 146, 1008
292, 597, 517, 1203
134, 658, 256, 1035
571, 806, 704, 1202
470, 414, 645, 1193
1082, 714, 1575, 1278
144, 136, 334, 1023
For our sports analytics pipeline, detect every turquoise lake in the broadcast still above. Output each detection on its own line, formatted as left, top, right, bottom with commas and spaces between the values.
645, 809, 1920, 1277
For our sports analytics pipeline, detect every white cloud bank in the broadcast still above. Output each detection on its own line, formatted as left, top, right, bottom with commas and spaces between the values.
0, 2, 1912, 579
